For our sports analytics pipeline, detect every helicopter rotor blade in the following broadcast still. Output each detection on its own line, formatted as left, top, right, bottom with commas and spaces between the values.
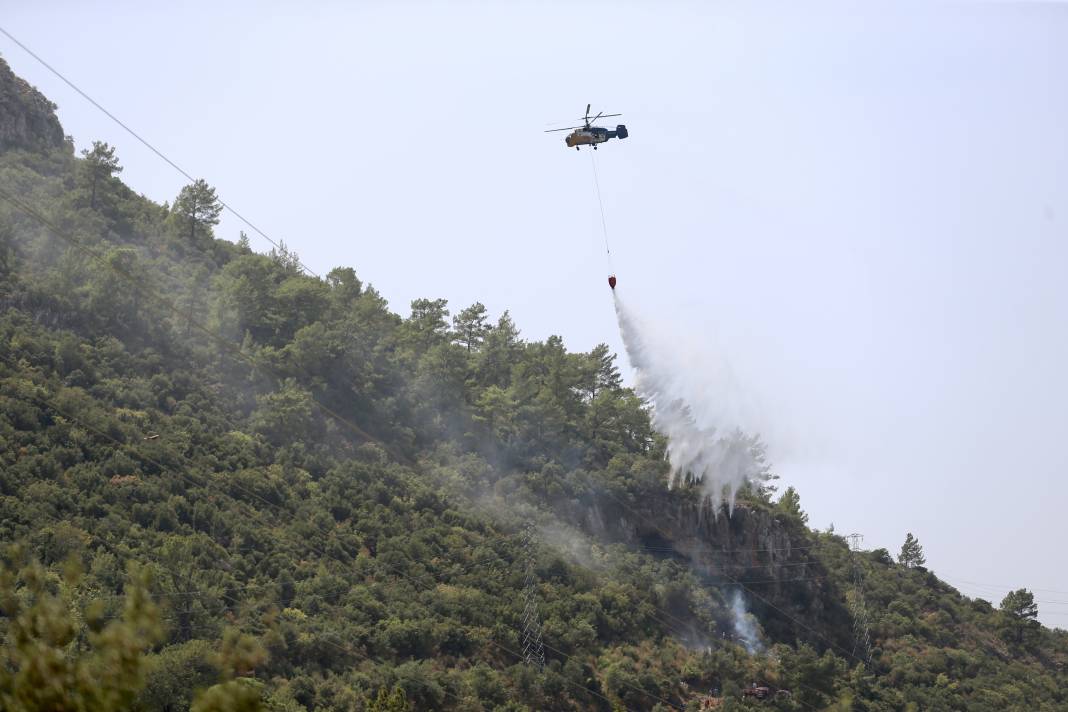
586, 103, 591, 122
544, 126, 583, 133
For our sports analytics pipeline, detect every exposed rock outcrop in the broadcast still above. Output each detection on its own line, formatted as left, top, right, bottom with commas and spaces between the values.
0, 55, 67, 153
561, 484, 855, 652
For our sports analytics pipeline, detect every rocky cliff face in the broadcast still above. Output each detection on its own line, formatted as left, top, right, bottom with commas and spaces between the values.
561, 485, 855, 651
0, 56, 67, 153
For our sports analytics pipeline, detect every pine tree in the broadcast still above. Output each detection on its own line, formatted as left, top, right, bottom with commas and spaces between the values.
173, 179, 223, 245
81, 140, 122, 209
326, 266, 363, 305
478, 310, 522, 387
898, 532, 926, 568
406, 298, 450, 351
1000, 588, 1039, 644
778, 486, 808, 523
269, 239, 303, 275
452, 301, 491, 352
581, 343, 622, 401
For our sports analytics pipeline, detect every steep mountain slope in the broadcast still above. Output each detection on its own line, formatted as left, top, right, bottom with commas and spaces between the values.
1, 58, 1066, 711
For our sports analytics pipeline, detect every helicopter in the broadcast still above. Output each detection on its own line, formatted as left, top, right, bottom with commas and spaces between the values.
545, 104, 628, 150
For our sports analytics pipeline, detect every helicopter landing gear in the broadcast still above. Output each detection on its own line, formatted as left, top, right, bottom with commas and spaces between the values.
575, 146, 580, 151
593, 145, 598, 150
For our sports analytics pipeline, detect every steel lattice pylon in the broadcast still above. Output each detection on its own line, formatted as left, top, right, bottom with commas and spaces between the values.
520, 523, 545, 669
846, 533, 872, 664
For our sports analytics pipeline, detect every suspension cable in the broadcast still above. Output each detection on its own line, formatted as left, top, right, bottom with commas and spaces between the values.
589, 150, 612, 265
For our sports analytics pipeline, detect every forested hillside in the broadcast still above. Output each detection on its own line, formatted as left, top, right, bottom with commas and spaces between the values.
1, 57, 1066, 711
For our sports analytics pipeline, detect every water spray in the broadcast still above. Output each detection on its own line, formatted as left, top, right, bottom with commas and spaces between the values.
611, 289, 769, 513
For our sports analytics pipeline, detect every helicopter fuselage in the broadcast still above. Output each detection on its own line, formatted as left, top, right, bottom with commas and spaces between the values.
565, 124, 628, 149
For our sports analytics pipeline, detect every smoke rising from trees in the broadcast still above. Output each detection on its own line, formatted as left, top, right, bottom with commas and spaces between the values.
730, 590, 763, 655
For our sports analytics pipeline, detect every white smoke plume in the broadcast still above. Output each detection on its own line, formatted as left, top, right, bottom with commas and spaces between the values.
613, 292, 769, 513
729, 589, 763, 655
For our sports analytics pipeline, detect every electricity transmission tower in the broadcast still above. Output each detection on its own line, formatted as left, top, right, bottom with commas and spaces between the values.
846, 533, 872, 663
520, 523, 545, 668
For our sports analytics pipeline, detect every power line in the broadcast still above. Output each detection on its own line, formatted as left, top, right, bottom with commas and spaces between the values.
940, 576, 1068, 599
637, 541, 1068, 606
940, 581, 1068, 607
632, 542, 825, 554
681, 559, 826, 570
0, 25, 319, 279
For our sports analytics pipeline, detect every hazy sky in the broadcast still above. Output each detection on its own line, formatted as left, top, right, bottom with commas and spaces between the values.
5, 1, 1067, 626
